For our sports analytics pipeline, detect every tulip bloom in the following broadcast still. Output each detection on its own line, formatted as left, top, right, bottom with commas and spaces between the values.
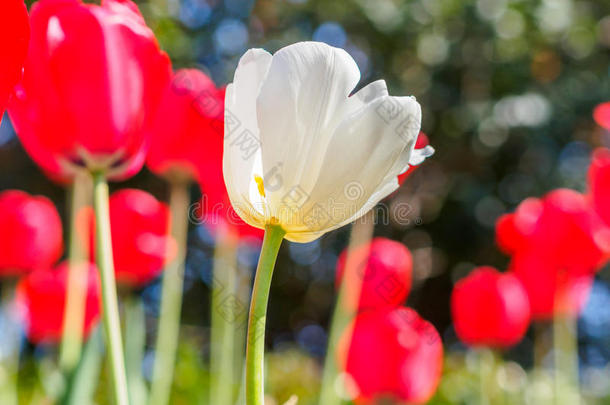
452, 267, 531, 348
224, 41, 423, 243
15, 262, 101, 344
335, 237, 412, 311
338, 307, 443, 404
588, 147, 610, 225
0, 0, 29, 121
593, 102, 610, 130
0, 190, 62, 276
81, 189, 177, 287
497, 189, 610, 318
146, 69, 225, 182
8, 0, 171, 181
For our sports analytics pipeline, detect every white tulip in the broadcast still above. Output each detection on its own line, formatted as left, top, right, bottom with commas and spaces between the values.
223, 41, 429, 243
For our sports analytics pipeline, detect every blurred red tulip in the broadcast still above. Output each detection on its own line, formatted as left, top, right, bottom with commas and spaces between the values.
451, 266, 530, 348
15, 261, 101, 344
8, 0, 171, 181
0, 0, 29, 121
588, 147, 610, 225
338, 307, 443, 404
146, 69, 225, 182
497, 189, 610, 318
593, 102, 610, 130
497, 189, 610, 275
0, 190, 62, 276
81, 189, 177, 287
335, 237, 412, 312
398, 132, 431, 184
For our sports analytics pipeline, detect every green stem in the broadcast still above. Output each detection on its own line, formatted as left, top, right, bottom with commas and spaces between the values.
92, 171, 129, 405
0, 281, 19, 405
553, 315, 580, 405
124, 296, 148, 405
149, 181, 190, 405
210, 232, 239, 405
478, 348, 495, 405
61, 328, 104, 405
245, 224, 285, 405
60, 175, 91, 372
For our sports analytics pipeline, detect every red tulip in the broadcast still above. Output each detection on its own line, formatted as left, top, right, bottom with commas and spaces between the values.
338, 307, 443, 404
0, 0, 29, 120
146, 69, 225, 182
497, 189, 610, 276
15, 261, 101, 344
451, 267, 530, 348
81, 189, 177, 287
588, 147, 610, 225
497, 189, 610, 318
335, 237, 412, 312
8, 0, 171, 181
593, 102, 610, 130
398, 132, 431, 184
0, 190, 62, 276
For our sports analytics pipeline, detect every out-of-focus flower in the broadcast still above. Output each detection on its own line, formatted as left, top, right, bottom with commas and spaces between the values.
223, 41, 424, 242
0, 0, 29, 120
497, 189, 610, 274
0, 190, 62, 276
146, 69, 225, 182
588, 147, 610, 225
593, 102, 610, 130
8, 0, 171, 181
81, 189, 177, 287
15, 261, 101, 344
398, 132, 434, 184
338, 307, 443, 404
451, 266, 531, 348
335, 237, 412, 312
497, 189, 610, 318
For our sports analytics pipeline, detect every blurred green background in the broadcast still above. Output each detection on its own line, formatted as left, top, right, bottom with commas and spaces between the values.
3, 0, 610, 403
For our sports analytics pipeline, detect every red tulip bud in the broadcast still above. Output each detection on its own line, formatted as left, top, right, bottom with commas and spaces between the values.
336, 237, 412, 312
8, 0, 171, 181
338, 307, 443, 404
452, 266, 530, 348
0, 190, 62, 276
15, 261, 101, 344
593, 102, 610, 130
146, 69, 225, 182
80, 189, 177, 287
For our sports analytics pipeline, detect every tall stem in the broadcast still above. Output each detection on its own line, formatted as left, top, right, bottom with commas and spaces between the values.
124, 296, 148, 405
0, 281, 19, 405
553, 315, 579, 405
149, 181, 190, 405
210, 231, 239, 405
245, 224, 285, 405
92, 171, 129, 405
319, 213, 375, 405
60, 174, 91, 372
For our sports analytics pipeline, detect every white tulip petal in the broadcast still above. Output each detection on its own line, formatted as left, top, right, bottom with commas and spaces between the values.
223, 49, 272, 229
279, 95, 420, 239
408, 145, 435, 166
256, 42, 361, 210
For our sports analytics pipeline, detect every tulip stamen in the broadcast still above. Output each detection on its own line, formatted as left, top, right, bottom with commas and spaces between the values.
254, 175, 266, 198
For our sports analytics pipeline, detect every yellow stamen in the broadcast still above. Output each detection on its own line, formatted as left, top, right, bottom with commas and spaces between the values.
254, 175, 266, 198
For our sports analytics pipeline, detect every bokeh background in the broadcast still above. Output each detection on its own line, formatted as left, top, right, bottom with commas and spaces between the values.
3, 0, 610, 403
